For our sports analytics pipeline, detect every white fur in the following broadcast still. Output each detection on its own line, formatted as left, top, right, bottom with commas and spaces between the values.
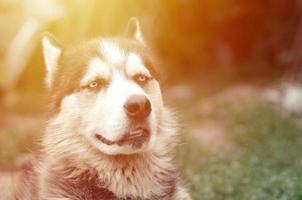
126, 53, 151, 77
83, 71, 156, 155
134, 25, 143, 43
43, 101, 182, 199
80, 58, 111, 86
129, 17, 144, 44
42, 36, 61, 87
100, 41, 126, 64
59, 60, 157, 155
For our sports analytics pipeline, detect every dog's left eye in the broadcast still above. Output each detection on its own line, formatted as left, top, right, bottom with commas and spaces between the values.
133, 74, 151, 85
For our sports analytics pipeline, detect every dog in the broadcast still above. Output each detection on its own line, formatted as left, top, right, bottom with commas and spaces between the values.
0, 18, 191, 200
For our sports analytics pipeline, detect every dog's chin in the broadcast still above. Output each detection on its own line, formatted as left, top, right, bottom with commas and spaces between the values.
91, 129, 156, 156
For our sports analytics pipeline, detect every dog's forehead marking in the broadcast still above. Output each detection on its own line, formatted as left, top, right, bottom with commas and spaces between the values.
126, 53, 150, 77
100, 40, 126, 64
80, 58, 111, 86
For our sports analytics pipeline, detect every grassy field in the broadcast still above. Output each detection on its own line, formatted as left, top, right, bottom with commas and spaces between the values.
1, 87, 302, 199
176, 93, 302, 200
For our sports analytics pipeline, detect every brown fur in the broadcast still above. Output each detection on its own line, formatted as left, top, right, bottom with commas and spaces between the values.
0, 28, 191, 199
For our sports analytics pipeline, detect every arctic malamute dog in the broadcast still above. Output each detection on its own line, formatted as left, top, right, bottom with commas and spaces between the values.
0, 18, 191, 200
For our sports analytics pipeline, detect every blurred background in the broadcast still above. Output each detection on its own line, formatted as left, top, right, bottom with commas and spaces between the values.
1, 0, 302, 199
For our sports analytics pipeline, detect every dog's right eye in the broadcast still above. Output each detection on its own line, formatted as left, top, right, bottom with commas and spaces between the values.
89, 81, 99, 88
82, 79, 106, 91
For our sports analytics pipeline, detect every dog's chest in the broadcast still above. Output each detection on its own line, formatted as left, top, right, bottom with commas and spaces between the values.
45, 167, 176, 200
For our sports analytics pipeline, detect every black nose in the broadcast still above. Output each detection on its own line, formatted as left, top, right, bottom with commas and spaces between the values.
124, 95, 152, 119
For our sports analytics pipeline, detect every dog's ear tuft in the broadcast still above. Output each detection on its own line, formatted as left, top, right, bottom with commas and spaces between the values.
125, 17, 144, 44
42, 32, 62, 88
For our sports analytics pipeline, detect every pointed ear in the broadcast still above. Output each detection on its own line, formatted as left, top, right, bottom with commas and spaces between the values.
125, 17, 144, 44
41, 33, 62, 88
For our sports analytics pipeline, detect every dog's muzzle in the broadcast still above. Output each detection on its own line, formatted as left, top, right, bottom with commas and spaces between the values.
95, 127, 150, 149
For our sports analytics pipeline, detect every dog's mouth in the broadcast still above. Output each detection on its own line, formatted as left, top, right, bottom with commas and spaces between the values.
94, 127, 150, 149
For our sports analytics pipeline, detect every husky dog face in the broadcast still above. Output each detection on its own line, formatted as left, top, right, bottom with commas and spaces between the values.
42, 19, 164, 155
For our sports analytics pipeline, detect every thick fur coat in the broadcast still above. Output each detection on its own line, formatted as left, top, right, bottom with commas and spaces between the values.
0, 18, 191, 200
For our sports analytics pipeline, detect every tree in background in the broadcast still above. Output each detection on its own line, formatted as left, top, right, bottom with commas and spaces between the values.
0, 0, 301, 93
284, 0, 302, 83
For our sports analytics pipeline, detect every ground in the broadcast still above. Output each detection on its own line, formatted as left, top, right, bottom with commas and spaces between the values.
1, 84, 302, 199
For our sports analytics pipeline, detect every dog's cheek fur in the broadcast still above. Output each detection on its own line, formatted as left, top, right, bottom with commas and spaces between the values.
144, 81, 163, 123
36, 92, 191, 199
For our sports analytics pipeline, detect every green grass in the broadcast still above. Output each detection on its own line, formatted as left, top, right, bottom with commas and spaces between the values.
177, 101, 302, 200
